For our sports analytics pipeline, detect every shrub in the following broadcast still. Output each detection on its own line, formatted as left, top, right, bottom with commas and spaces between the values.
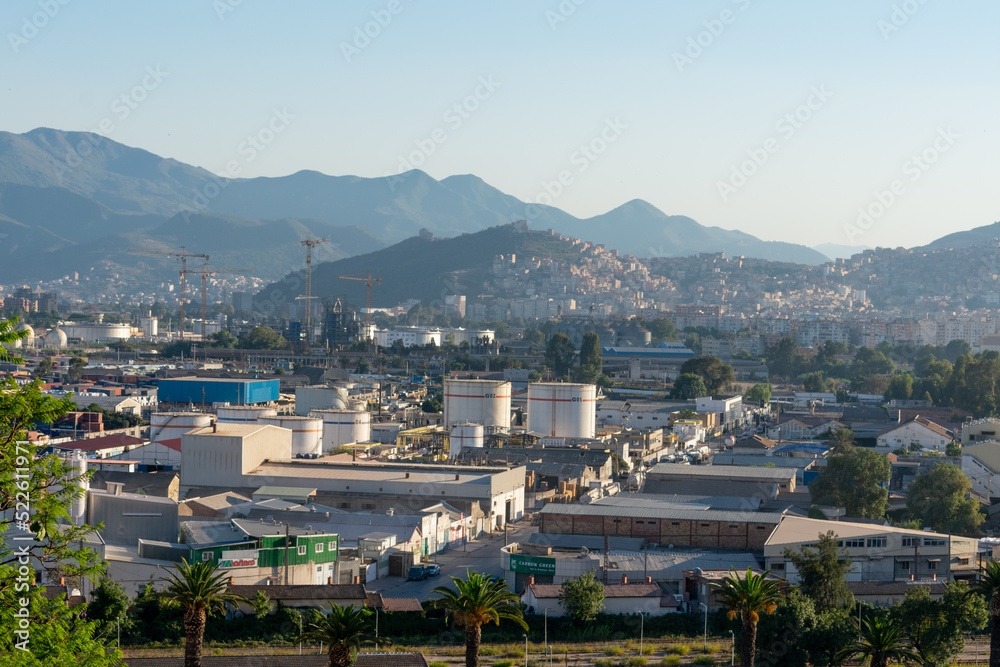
605, 646, 625, 656
627, 659, 649, 667
694, 656, 716, 666
429, 663, 448, 667
671, 645, 691, 656
642, 646, 654, 655
661, 657, 682, 666
494, 661, 515, 667
704, 643, 722, 655
594, 660, 615, 667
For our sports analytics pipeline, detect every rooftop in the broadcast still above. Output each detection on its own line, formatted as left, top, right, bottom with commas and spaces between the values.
247, 461, 504, 486
54, 433, 146, 452
764, 516, 966, 548
648, 462, 796, 481
540, 503, 782, 524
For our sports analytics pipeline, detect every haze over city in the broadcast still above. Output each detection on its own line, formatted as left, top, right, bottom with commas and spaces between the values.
3, 0, 998, 249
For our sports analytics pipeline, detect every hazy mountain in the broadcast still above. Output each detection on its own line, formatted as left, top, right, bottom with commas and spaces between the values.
922, 220, 1000, 251
813, 243, 872, 261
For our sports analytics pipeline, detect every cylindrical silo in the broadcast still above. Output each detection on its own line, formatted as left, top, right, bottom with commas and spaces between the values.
312, 409, 371, 450
260, 415, 323, 457
150, 412, 214, 443
216, 405, 278, 424
68, 451, 89, 527
443, 379, 511, 430
449, 423, 484, 458
294, 385, 350, 416
527, 383, 597, 439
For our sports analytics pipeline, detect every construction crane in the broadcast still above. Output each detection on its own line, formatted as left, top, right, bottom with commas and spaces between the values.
298, 238, 329, 344
339, 271, 381, 351
180, 263, 254, 340
128, 246, 209, 336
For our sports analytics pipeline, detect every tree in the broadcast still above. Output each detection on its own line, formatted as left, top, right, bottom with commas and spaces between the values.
827, 428, 856, 455
544, 333, 575, 378
161, 558, 248, 667
671, 373, 708, 400
645, 317, 677, 343
208, 330, 238, 349
783, 531, 853, 613
976, 560, 1000, 667
744, 383, 771, 406
297, 604, 371, 667
890, 582, 987, 666
809, 448, 890, 519
68, 356, 87, 383
679, 356, 734, 395
238, 326, 287, 350
87, 576, 133, 641
250, 590, 270, 619
906, 463, 984, 535
430, 570, 528, 667
884, 373, 914, 401
715, 568, 782, 667
34, 357, 53, 377
0, 317, 123, 664
835, 614, 920, 667
559, 571, 604, 621
946, 441, 962, 457
575, 331, 602, 384
766, 337, 804, 379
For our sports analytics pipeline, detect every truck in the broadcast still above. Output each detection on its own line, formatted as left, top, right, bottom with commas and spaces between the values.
407, 565, 429, 581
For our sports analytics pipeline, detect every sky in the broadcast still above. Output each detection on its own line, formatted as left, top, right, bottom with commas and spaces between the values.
2, 0, 998, 251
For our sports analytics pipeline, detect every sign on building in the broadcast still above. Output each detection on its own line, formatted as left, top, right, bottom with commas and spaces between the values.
509, 554, 556, 575
219, 549, 259, 569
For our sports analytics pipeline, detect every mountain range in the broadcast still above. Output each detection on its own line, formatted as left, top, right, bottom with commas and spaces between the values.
0, 128, 995, 292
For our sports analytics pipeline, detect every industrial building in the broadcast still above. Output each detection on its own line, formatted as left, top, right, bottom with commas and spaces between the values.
443, 378, 512, 430
644, 462, 797, 496
157, 377, 280, 409
538, 502, 782, 549
88, 482, 179, 546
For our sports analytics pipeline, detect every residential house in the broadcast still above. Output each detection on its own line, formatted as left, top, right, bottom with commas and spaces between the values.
877, 416, 954, 453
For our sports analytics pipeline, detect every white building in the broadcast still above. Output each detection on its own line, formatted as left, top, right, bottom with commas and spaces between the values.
962, 440, 1000, 498
876, 416, 954, 453
696, 395, 745, 428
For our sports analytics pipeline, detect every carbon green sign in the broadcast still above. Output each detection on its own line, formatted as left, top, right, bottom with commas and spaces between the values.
509, 554, 556, 575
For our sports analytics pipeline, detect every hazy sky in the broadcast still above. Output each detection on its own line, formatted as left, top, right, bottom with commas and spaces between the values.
2, 1, 997, 250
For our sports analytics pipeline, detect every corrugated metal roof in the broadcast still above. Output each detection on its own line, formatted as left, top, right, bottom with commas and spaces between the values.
592, 494, 762, 511
539, 503, 782, 524
248, 462, 496, 485
648, 462, 796, 480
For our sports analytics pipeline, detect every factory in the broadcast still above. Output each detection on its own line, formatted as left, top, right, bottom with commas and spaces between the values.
157, 377, 280, 410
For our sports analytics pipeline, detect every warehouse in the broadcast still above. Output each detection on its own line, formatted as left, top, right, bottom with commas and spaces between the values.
538, 503, 783, 549
158, 377, 279, 409
644, 462, 797, 495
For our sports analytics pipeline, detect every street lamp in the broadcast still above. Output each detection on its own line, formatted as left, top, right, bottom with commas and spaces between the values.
699, 603, 708, 654
638, 611, 645, 658
523, 633, 528, 667
729, 629, 735, 666
544, 608, 548, 658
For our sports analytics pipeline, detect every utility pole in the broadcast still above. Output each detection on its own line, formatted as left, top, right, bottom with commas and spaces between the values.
299, 239, 329, 344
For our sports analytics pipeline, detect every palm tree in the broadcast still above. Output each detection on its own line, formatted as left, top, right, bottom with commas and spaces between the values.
430, 570, 528, 667
828, 428, 856, 455
161, 558, 247, 667
678, 408, 698, 420
298, 604, 371, 667
835, 614, 920, 667
976, 559, 1000, 667
715, 568, 782, 667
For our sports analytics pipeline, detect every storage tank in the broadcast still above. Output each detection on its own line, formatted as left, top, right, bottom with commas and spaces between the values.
216, 405, 278, 424
449, 423, 484, 458
295, 385, 350, 416
260, 415, 323, 457
312, 409, 371, 450
140, 315, 158, 337
527, 383, 597, 439
149, 412, 214, 443
443, 379, 511, 429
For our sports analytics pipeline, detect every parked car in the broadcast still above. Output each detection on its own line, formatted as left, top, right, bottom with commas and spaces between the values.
407, 565, 428, 581
425, 564, 441, 576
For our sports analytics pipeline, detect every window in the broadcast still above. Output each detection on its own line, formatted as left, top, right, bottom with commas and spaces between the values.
927, 560, 937, 570
700, 523, 710, 528
923, 538, 946, 546
671, 522, 681, 526
636, 520, 644, 525
316, 543, 324, 553
772, 563, 785, 571
900, 561, 910, 571
363, 503, 375, 510
202, 551, 212, 562
328, 541, 336, 551
902, 537, 915, 548
867, 537, 886, 548
297, 545, 306, 556
844, 539, 865, 548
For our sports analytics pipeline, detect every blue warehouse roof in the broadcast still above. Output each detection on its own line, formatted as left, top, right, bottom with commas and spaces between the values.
158, 377, 279, 405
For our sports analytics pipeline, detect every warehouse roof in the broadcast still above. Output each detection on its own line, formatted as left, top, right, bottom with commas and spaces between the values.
764, 516, 958, 548
524, 533, 647, 551
648, 462, 796, 481
591, 494, 763, 511
539, 503, 783, 524
710, 455, 823, 469
247, 461, 503, 485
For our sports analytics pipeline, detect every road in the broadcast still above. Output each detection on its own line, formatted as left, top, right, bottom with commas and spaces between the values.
366, 520, 537, 600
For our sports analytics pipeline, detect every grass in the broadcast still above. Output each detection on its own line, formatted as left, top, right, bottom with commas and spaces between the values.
694, 656, 717, 666
661, 657, 682, 666
605, 646, 626, 656
627, 659, 649, 667
428, 663, 448, 667
670, 645, 692, 656
594, 660, 615, 667
493, 661, 515, 667
641, 646, 654, 655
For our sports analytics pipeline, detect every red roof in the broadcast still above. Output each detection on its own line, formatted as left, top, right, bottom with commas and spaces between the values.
58, 433, 146, 452
158, 438, 183, 452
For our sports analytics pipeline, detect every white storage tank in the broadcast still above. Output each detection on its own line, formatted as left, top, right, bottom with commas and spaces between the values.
67, 451, 89, 526
140, 316, 158, 337
295, 385, 350, 416
449, 423, 484, 458
260, 415, 323, 457
443, 379, 511, 429
527, 382, 597, 439
150, 412, 214, 443
312, 409, 371, 450
216, 405, 278, 425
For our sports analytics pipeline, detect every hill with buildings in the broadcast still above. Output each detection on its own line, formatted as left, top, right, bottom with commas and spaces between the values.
921, 220, 1000, 251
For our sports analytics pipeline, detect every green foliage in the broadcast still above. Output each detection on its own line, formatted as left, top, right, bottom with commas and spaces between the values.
766, 337, 804, 379
250, 590, 270, 619
905, 463, 984, 535
744, 383, 771, 405
671, 373, 708, 400
86, 576, 133, 640
574, 331, 602, 384
945, 441, 962, 457
835, 613, 920, 667
559, 571, 605, 622
644, 317, 678, 343
884, 373, 914, 401
826, 428, 855, 455
809, 447, 890, 519
68, 356, 87, 382
679, 356, 734, 395
783, 531, 854, 612
545, 333, 576, 378
207, 330, 238, 348
34, 356, 53, 377
297, 604, 371, 667
889, 582, 986, 666
238, 326, 288, 350
715, 568, 783, 667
